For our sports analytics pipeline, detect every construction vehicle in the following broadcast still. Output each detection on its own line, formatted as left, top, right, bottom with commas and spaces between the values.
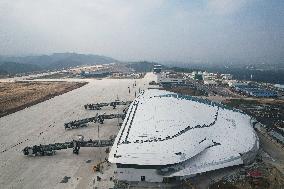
93, 160, 107, 172
22, 135, 115, 156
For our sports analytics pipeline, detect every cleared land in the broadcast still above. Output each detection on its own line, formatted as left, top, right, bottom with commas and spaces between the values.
210, 161, 284, 189
166, 86, 208, 96
0, 81, 87, 117
0, 73, 153, 189
1, 73, 282, 189
223, 98, 284, 130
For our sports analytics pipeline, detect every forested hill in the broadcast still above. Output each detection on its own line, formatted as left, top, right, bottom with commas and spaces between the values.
0, 53, 118, 74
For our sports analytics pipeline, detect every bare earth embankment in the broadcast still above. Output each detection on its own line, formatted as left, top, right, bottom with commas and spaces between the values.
0, 81, 87, 117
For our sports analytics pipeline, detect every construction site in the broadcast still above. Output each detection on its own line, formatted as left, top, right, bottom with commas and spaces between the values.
0, 69, 283, 189
0, 81, 87, 117
0, 72, 154, 189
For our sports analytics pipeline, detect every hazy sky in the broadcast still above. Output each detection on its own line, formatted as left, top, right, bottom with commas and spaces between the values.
0, 0, 283, 63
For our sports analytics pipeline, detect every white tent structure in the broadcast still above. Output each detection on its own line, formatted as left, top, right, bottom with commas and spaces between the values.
109, 89, 259, 183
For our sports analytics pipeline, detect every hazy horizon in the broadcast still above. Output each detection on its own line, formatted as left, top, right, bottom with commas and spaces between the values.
0, 0, 283, 64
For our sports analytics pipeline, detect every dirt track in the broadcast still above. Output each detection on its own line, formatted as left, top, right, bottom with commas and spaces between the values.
0, 81, 87, 117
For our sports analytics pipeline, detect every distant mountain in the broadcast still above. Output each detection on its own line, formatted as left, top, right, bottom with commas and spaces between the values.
0, 53, 118, 73
0, 62, 42, 75
0, 68, 8, 75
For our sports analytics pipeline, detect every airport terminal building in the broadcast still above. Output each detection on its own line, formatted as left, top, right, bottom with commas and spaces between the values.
109, 89, 259, 183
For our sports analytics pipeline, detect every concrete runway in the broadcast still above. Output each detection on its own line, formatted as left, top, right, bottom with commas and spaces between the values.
0, 73, 155, 189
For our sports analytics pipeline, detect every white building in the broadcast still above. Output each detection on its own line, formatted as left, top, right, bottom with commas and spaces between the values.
221, 74, 233, 80
202, 72, 218, 80
204, 80, 218, 86
274, 84, 284, 91
228, 80, 249, 87
153, 65, 162, 73
157, 73, 185, 85
109, 89, 259, 184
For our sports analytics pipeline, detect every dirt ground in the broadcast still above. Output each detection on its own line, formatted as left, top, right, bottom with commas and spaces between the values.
0, 81, 87, 117
165, 86, 208, 96
0, 73, 153, 189
223, 98, 284, 130
210, 161, 284, 189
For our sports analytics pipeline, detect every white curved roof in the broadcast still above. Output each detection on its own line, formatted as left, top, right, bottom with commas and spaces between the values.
109, 89, 258, 173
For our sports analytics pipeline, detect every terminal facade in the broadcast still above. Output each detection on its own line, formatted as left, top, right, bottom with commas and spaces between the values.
109, 89, 259, 184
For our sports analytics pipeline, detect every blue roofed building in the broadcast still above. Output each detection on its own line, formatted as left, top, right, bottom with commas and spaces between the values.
234, 85, 277, 98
